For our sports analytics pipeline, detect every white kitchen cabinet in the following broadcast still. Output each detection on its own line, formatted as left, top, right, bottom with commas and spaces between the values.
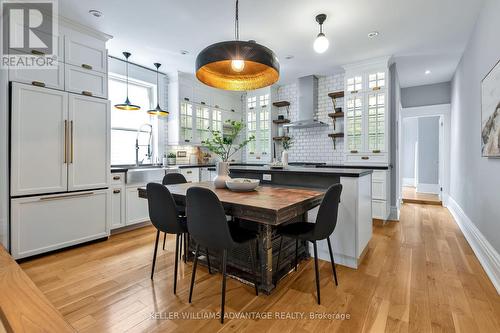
200, 167, 214, 182
68, 94, 110, 191
65, 64, 108, 98
180, 168, 200, 183
63, 33, 108, 73
111, 187, 125, 229
10, 190, 110, 259
126, 186, 150, 225
9, 62, 64, 90
10, 83, 68, 196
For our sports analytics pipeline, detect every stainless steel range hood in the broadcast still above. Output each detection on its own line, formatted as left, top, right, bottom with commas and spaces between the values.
284, 75, 327, 129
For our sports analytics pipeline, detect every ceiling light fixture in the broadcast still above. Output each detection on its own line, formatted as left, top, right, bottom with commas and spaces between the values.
147, 63, 169, 117
425, 70, 431, 75
195, 0, 279, 91
88, 9, 103, 18
114, 52, 141, 111
313, 14, 329, 54
367, 31, 379, 38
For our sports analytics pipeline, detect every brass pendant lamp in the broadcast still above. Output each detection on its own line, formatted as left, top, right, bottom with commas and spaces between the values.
195, 0, 279, 91
115, 52, 141, 110
147, 63, 169, 117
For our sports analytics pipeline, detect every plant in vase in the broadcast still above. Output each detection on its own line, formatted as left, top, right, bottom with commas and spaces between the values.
167, 152, 177, 165
281, 136, 293, 167
203, 120, 255, 188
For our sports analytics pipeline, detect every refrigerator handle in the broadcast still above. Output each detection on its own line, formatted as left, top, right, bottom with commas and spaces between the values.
70, 120, 74, 164
64, 120, 68, 164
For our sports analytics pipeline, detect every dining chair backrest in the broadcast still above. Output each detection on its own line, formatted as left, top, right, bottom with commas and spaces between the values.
147, 182, 184, 234
312, 183, 343, 240
163, 173, 187, 185
186, 187, 236, 250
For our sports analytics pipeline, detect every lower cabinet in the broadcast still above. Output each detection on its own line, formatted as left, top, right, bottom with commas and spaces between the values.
200, 167, 215, 181
10, 189, 110, 259
111, 187, 125, 229
180, 168, 200, 183
371, 170, 390, 220
125, 186, 150, 226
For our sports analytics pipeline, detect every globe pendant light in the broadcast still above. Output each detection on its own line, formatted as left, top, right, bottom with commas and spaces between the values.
195, 0, 279, 91
313, 14, 329, 54
115, 52, 141, 110
147, 63, 169, 117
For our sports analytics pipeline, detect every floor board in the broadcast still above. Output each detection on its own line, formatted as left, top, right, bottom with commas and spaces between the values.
20, 204, 500, 332
402, 186, 442, 205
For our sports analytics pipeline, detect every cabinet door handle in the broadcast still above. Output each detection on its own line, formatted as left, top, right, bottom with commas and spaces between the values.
70, 120, 74, 163
372, 150, 381, 153
372, 86, 381, 91
361, 156, 369, 160
31, 50, 45, 55
81, 64, 93, 70
40, 192, 94, 201
82, 91, 93, 96
214, 105, 219, 108
113, 189, 121, 194
64, 120, 68, 164
113, 176, 121, 180
184, 97, 190, 101
200, 101, 206, 105
184, 139, 190, 142
350, 150, 358, 153
32, 81, 46, 87
186, 171, 192, 174
351, 90, 358, 94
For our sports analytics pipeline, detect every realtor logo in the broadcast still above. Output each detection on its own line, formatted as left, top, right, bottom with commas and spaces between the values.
1, 0, 58, 68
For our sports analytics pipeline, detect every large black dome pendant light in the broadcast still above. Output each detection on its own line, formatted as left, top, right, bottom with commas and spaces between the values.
147, 63, 169, 117
115, 52, 141, 110
195, 0, 279, 91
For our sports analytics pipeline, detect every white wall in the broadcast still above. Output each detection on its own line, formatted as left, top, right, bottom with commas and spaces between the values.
401, 82, 451, 108
450, 0, 500, 252
276, 73, 345, 164
402, 118, 418, 185
417, 116, 440, 190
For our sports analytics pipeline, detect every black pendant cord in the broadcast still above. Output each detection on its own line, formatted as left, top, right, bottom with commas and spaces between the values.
234, 0, 239, 41
155, 64, 160, 108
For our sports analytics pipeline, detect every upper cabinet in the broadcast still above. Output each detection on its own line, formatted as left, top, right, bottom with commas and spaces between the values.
343, 57, 391, 165
168, 72, 244, 146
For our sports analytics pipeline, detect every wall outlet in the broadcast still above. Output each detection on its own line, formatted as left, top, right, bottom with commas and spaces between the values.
262, 174, 272, 181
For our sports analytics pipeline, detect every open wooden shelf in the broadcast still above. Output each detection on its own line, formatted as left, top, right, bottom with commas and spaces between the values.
328, 112, 344, 118
273, 136, 290, 141
272, 119, 290, 124
272, 101, 291, 108
328, 133, 344, 138
328, 91, 344, 99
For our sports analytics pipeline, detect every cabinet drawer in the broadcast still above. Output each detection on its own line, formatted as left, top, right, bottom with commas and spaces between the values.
7, 34, 63, 60
372, 180, 386, 200
65, 64, 107, 98
10, 190, 109, 259
345, 152, 388, 165
372, 199, 389, 220
180, 168, 200, 183
111, 173, 125, 185
9, 63, 64, 90
372, 170, 388, 181
64, 35, 107, 73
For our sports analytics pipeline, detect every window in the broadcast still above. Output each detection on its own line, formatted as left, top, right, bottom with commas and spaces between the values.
109, 74, 156, 165
368, 72, 385, 90
368, 93, 385, 151
259, 94, 269, 107
347, 76, 363, 92
247, 109, 257, 154
259, 108, 270, 155
247, 96, 257, 109
196, 106, 210, 142
346, 96, 363, 151
212, 109, 222, 133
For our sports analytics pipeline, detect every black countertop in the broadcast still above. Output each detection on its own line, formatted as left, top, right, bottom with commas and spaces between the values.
221, 165, 373, 177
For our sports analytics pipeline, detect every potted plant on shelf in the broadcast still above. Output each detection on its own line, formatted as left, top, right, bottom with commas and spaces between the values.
167, 152, 177, 165
281, 136, 293, 167
203, 120, 255, 188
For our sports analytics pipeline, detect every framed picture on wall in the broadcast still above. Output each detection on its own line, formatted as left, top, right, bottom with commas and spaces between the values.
481, 59, 500, 157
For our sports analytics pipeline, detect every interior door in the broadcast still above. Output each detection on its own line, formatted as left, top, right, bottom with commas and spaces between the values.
10, 83, 68, 196
68, 94, 110, 191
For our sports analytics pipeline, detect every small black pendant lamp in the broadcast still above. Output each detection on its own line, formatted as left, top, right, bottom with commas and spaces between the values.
115, 52, 141, 110
147, 63, 168, 117
195, 0, 279, 91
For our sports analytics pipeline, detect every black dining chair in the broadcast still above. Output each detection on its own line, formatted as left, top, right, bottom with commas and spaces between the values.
162, 173, 212, 271
186, 187, 259, 324
147, 182, 189, 294
275, 183, 342, 305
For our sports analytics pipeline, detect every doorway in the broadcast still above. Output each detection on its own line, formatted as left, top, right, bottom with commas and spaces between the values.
400, 115, 442, 205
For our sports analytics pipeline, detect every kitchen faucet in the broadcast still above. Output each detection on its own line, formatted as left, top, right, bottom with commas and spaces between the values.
136, 123, 153, 166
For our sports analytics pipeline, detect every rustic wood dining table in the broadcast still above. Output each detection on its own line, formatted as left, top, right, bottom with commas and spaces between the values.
138, 181, 325, 293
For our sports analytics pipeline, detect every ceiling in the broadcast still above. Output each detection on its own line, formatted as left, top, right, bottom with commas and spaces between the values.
59, 0, 484, 88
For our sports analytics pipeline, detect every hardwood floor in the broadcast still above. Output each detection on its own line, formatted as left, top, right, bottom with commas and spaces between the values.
402, 186, 442, 205
20, 204, 500, 332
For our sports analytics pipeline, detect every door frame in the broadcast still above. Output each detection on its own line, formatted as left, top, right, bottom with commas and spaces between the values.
398, 104, 451, 203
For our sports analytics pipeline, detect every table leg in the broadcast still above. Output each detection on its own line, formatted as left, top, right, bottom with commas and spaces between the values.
258, 224, 275, 294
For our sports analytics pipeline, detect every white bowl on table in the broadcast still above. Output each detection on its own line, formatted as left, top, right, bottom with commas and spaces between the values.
225, 178, 260, 192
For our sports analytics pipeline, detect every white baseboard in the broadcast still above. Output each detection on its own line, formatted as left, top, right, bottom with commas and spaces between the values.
389, 206, 399, 221
447, 196, 500, 294
402, 178, 415, 187
416, 183, 440, 194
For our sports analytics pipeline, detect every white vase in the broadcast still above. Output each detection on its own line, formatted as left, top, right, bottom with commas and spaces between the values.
281, 150, 289, 167
214, 161, 231, 188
